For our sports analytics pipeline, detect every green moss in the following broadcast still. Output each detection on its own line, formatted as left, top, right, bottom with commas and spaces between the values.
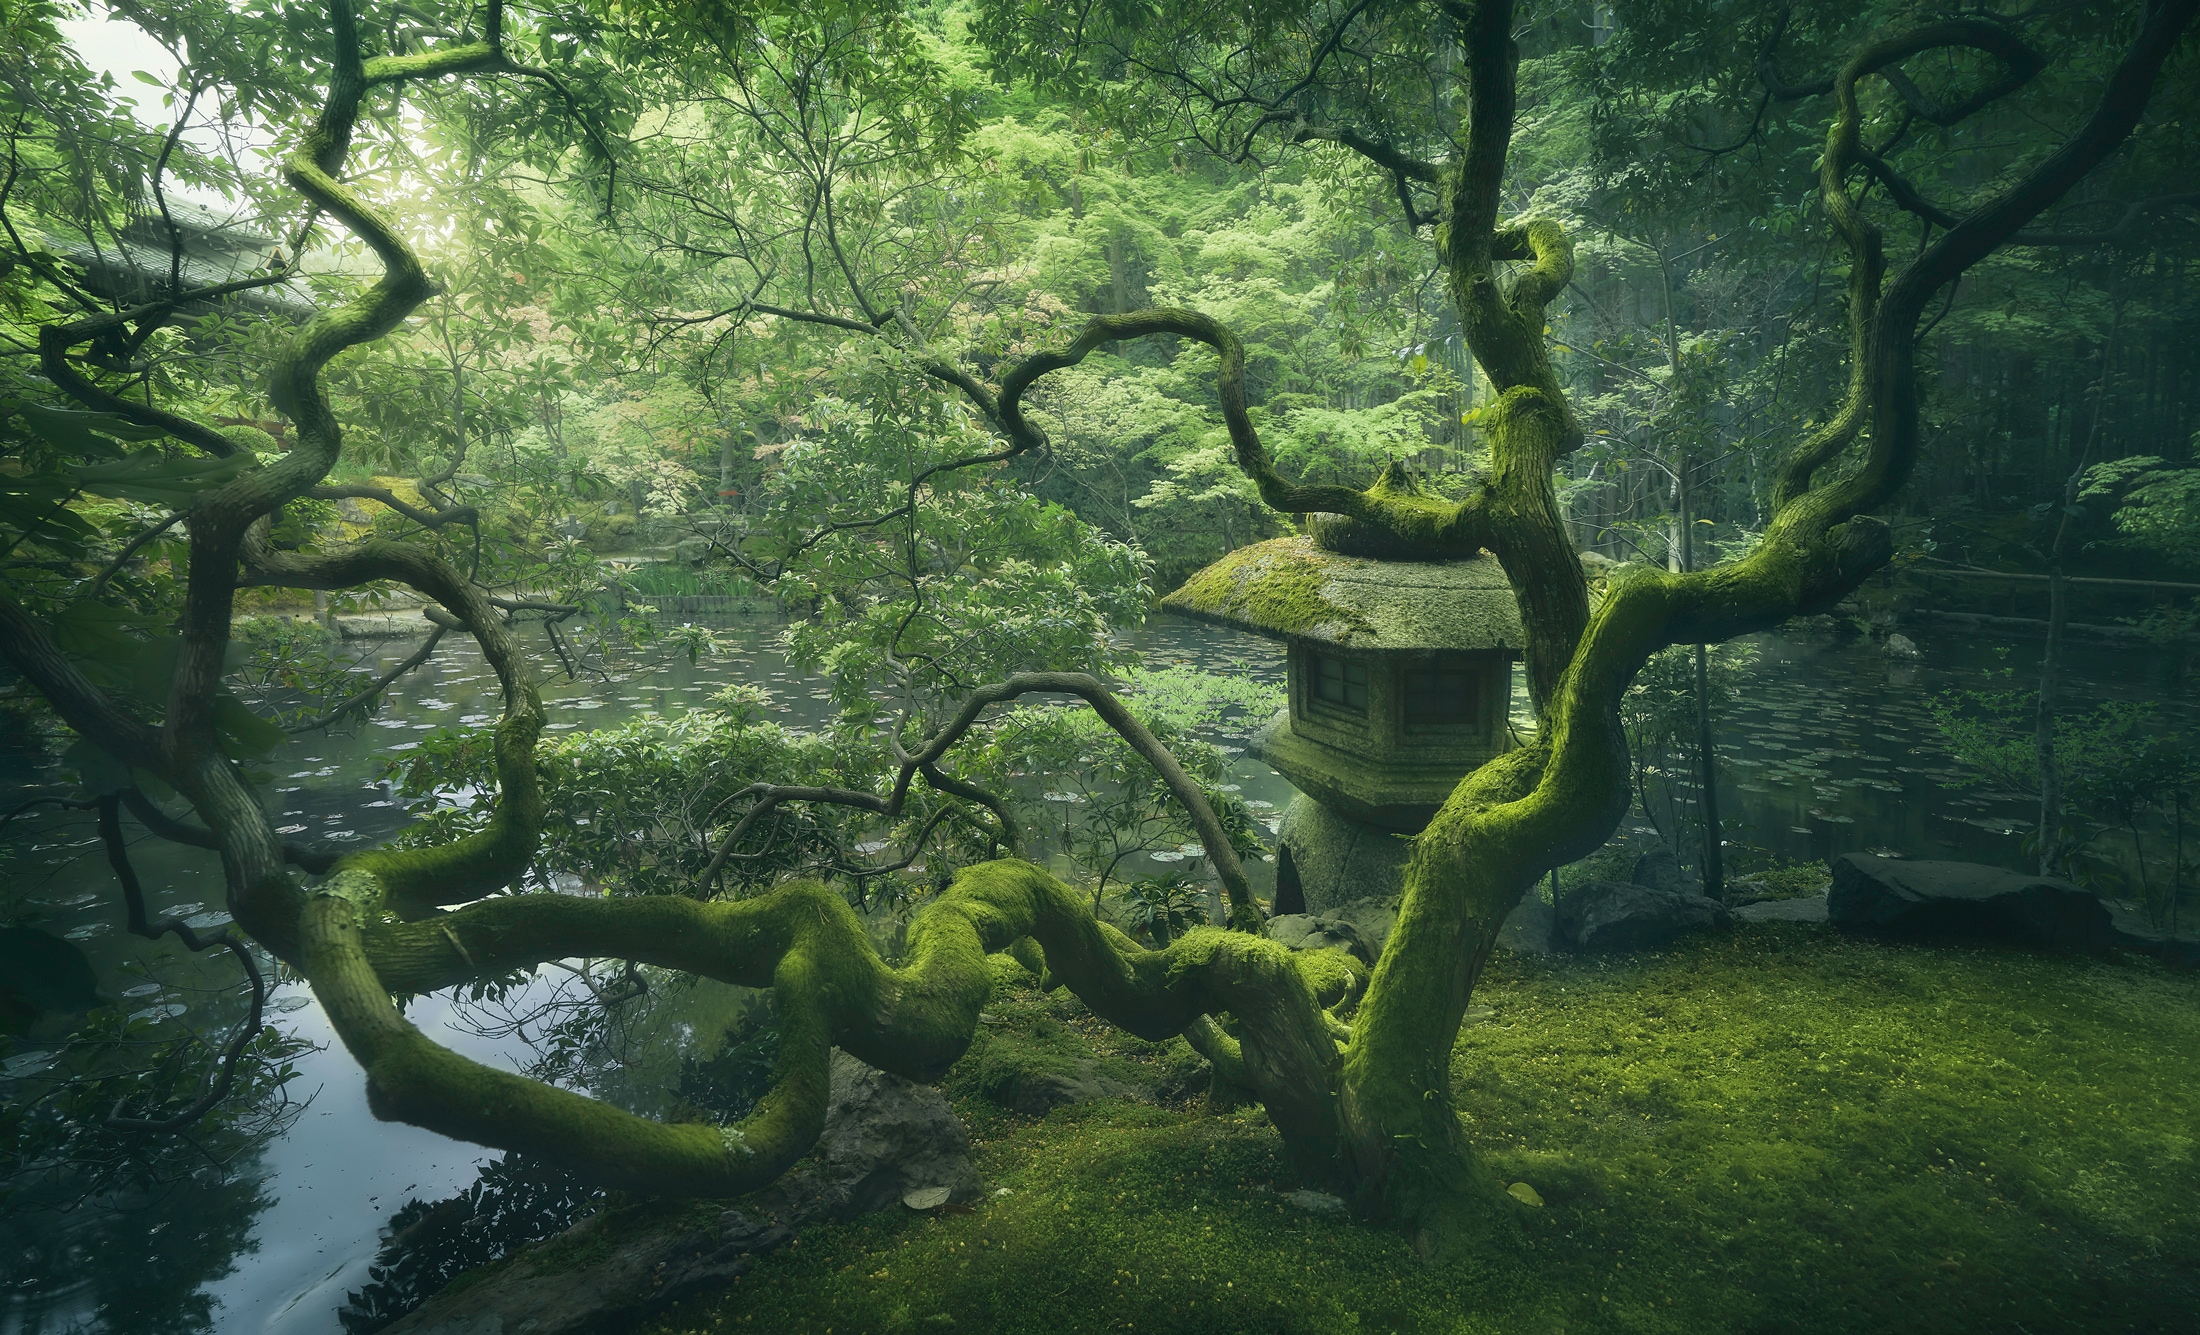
639, 927, 2198, 1334
1308, 460, 1487, 559
1159, 534, 1530, 652
219, 423, 282, 456
1159, 536, 1373, 640
941, 963, 1207, 1119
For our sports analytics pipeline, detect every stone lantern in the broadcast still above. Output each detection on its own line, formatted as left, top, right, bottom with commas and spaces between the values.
1160, 534, 1527, 916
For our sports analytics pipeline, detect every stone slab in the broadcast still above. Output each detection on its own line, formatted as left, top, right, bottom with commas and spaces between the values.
1829, 855, 2111, 949
2104, 901, 2200, 969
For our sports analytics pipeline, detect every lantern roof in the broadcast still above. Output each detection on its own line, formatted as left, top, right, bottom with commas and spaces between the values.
1160, 535, 1527, 652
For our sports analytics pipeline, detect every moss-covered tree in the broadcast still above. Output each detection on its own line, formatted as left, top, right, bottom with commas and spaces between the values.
4, 0, 2192, 1258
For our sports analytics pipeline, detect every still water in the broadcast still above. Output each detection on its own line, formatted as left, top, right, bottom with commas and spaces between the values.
2, 614, 2191, 1333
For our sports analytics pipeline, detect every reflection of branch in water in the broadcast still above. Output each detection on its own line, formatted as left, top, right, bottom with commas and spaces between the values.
444, 959, 658, 1090
97, 794, 271, 1134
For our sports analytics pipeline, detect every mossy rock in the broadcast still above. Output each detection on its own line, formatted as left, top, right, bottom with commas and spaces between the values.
588, 511, 641, 550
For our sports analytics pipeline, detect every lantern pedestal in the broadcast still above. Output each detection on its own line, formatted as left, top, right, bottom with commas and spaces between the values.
1271, 794, 1414, 916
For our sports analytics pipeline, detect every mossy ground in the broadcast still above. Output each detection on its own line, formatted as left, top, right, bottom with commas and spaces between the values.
937, 956, 1209, 1115
644, 924, 2198, 1334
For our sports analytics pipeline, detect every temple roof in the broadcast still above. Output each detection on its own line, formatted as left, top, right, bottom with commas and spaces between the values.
1159, 535, 1527, 652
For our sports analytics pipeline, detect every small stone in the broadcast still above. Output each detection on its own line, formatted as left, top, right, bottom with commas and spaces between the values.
992, 1187, 1013, 1198
1507, 1182, 1544, 1208
903, 1185, 952, 1211
756, 1051, 982, 1225
1883, 633, 1920, 659
1283, 1189, 1349, 1216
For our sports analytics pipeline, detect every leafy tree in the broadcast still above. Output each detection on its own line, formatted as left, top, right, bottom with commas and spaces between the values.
1619, 639, 1754, 866
2081, 446, 2200, 570
2, 0, 2193, 1266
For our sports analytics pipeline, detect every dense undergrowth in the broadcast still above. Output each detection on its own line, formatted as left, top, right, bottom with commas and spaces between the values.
643, 923, 2197, 1334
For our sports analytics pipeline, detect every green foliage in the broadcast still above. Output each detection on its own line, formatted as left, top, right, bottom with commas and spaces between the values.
337, 1152, 606, 1335
6, 0, 2196, 1288
1928, 687, 2197, 921
2081, 452, 2200, 570
385, 705, 896, 900
971, 667, 1277, 895
1119, 876, 1207, 946
763, 362, 1152, 722
1620, 641, 1755, 860
1, 1002, 312, 1210
622, 564, 759, 600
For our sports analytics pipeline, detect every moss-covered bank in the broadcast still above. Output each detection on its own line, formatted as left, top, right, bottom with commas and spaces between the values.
643, 923, 2197, 1334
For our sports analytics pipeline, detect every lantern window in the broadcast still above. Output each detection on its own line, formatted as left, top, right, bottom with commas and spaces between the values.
1403, 667, 1483, 728
1312, 654, 1369, 713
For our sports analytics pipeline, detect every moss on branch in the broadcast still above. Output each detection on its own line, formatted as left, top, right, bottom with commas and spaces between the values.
316, 860, 1345, 1195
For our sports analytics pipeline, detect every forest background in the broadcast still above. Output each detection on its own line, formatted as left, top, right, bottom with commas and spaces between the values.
16, 0, 2197, 620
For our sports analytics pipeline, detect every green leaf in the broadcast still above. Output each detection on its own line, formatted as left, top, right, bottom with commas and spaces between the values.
62, 736, 133, 797
212, 694, 285, 761
17, 403, 166, 454
52, 601, 157, 661
0, 488, 101, 555
68, 450, 252, 504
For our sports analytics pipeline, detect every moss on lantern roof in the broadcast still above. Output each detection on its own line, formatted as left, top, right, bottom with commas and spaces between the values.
1160, 535, 1526, 651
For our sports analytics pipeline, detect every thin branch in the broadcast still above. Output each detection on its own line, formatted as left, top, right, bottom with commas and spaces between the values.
310, 484, 478, 530
85, 511, 187, 599
287, 624, 446, 733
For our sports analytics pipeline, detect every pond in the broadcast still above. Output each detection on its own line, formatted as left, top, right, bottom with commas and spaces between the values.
2, 613, 2192, 1334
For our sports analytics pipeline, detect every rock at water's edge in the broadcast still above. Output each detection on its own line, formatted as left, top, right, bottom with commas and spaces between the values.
377, 1207, 789, 1335
1558, 881, 1729, 952
1828, 855, 2110, 949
